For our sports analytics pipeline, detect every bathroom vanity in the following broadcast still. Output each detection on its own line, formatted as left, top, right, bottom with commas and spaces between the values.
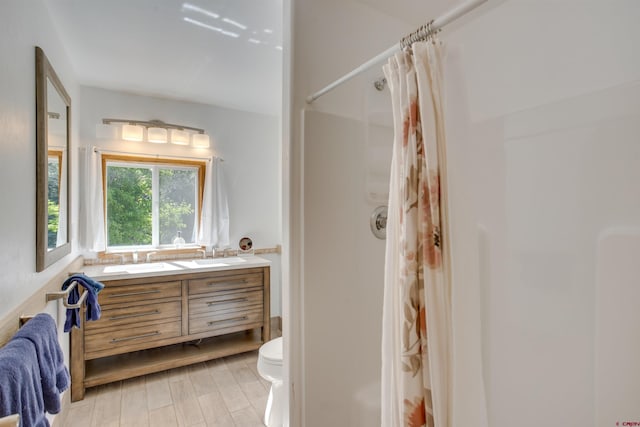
70, 256, 270, 401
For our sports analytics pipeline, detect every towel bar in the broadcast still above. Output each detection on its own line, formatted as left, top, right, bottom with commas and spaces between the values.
18, 316, 34, 327
45, 281, 89, 309
0, 414, 19, 427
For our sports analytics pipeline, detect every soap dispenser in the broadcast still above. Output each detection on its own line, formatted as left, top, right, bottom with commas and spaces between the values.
173, 231, 185, 249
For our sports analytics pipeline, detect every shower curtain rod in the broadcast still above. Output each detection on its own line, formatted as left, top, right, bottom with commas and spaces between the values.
305, 0, 487, 103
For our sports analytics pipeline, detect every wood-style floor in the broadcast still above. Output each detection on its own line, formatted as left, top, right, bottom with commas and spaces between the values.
62, 349, 273, 427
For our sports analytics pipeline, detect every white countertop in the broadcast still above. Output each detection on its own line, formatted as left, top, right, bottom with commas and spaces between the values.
82, 255, 271, 281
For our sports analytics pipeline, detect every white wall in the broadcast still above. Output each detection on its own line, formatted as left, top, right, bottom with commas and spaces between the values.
78, 86, 283, 315
0, 0, 80, 328
0, 4, 80, 422
291, 0, 640, 425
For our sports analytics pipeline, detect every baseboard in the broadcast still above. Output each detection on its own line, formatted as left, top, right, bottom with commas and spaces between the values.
270, 316, 282, 333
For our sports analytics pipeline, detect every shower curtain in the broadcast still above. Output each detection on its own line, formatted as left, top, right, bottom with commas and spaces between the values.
381, 40, 452, 427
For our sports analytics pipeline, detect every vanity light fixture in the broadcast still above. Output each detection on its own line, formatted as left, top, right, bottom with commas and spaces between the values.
192, 133, 210, 148
147, 127, 168, 143
170, 129, 190, 145
103, 118, 210, 148
122, 124, 144, 141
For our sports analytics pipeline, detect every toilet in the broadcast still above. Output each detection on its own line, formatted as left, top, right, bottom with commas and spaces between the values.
257, 337, 284, 427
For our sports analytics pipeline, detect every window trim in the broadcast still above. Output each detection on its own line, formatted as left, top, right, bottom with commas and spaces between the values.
101, 154, 207, 251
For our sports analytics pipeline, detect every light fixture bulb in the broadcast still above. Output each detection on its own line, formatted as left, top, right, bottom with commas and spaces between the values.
122, 124, 144, 141
171, 129, 190, 145
147, 127, 168, 143
192, 133, 210, 148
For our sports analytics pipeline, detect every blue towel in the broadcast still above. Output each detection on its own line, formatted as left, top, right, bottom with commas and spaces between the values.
0, 314, 72, 427
62, 274, 104, 332
12, 314, 70, 415
0, 338, 47, 426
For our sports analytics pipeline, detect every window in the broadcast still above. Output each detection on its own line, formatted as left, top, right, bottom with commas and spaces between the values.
47, 150, 63, 249
103, 155, 206, 249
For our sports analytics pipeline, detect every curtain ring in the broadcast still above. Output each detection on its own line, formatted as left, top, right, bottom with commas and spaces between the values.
400, 34, 408, 50
401, 20, 438, 49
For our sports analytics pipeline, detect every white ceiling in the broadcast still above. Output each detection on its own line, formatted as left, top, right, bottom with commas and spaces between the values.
355, 0, 454, 27
46, 0, 283, 115
45, 0, 473, 116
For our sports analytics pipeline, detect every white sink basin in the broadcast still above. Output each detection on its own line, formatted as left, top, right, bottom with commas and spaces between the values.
102, 262, 181, 274
174, 257, 248, 268
83, 255, 270, 279
196, 257, 248, 265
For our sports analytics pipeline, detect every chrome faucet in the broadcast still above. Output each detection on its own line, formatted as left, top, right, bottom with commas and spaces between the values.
146, 251, 157, 263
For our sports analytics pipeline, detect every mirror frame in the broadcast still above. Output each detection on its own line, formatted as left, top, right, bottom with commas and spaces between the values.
36, 46, 71, 272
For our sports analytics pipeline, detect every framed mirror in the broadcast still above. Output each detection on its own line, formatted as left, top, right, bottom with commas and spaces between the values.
36, 46, 71, 272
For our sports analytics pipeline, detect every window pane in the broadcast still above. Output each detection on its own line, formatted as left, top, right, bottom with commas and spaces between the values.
47, 156, 60, 249
159, 168, 197, 245
106, 165, 152, 246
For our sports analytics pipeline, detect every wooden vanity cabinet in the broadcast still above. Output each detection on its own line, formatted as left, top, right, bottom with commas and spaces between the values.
70, 266, 270, 401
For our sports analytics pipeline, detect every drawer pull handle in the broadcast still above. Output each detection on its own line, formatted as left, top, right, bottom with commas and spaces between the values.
207, 298, 248, 306
109, 310, 160, 321
111, 331, 160, 343
207, 316, 248, 326
109, 290, 161, 298
207, 279, 248, 286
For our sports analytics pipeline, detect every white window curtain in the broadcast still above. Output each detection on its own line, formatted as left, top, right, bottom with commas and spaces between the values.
79, 147, 106, 253
198, 157, 230, 248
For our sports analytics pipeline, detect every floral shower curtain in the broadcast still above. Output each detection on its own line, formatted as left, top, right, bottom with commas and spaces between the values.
381, 40, 452, 427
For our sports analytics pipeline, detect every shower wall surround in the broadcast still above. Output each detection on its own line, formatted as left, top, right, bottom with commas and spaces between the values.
445, 2, 640, 425
290, 2, 413, 426
291, 0, 640, 426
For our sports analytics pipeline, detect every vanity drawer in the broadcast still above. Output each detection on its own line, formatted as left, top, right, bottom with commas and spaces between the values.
188, 273, 263, 296
99, 281, 182, 306
189, 288, 263, 317
85, 320, 182, 359
85, 300, 181, 331
188, 307, 263, 335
